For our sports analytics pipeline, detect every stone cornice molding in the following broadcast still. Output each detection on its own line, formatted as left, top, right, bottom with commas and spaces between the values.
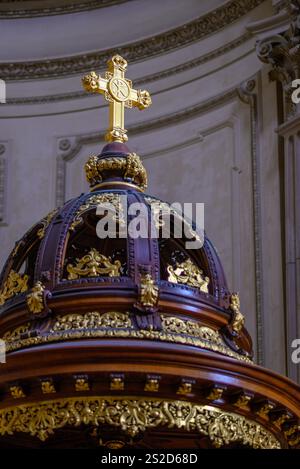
276, 112, 300, 135
256, 3, 300, 118
246, 9, 291, 36
0, 0, 130, 18
3, 32, 252, 105
0, 0, 264, 81
0, 142, 8, 227
56, 88, 238, 162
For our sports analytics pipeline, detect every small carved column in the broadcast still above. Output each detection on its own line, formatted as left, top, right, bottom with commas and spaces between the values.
256, 3, 300, 382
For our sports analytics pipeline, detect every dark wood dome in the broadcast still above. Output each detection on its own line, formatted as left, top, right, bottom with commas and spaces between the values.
0, 135, 299, 450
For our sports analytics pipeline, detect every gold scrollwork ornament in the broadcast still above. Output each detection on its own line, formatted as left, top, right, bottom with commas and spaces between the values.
26, 281, 46, 315
167, 258, 209, 293
0, 397, 281, 448
66, 248, 121, 279
0, 270, 29, 305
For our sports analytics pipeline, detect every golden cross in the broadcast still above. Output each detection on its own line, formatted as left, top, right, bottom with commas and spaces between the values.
82, 55, 152, 143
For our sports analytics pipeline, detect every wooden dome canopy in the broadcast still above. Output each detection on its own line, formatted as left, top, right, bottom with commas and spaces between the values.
0, 145, 299, 449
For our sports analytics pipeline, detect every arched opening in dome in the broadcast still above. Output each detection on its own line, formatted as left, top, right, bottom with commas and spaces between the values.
13, 237, 40, 283
146, 202, 211, 295
158, 237, 212, 295
1, 228, 42, 289
62, 209, 128, 280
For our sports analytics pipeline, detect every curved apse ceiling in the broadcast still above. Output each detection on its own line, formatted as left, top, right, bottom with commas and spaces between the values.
0, 0, 264, 80
0, 0, 131, 18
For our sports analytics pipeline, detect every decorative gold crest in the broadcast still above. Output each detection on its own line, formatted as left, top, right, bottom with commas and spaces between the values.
66, 248, 121, 279
167, 258, 209, 293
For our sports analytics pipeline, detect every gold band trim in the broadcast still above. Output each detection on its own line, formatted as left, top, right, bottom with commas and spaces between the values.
2, 312, 251, 362
90, 181, 143, 192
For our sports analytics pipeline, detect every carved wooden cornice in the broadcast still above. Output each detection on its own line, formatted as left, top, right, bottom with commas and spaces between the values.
0, 0, 263, 81
0, 0, 129, 18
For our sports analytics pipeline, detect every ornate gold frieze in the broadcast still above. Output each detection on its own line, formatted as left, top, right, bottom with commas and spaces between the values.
37, 209, 58, 239
26, 281, 45, 314
66, 248, 121, 279
69, 193, 126, 231
161, 316, 223, 345
230, 293, 245, 333
0, 397, 281, 448
0, 270, 29, 306
139, 273, 159, 308
167, 258, 209, 293
52, 311, 132, 332
2, 312, 252, 362
85, 152, 147, 190
2, 323, 30, 342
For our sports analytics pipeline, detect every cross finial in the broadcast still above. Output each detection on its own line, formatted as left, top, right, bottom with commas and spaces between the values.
82, 55, 152, 143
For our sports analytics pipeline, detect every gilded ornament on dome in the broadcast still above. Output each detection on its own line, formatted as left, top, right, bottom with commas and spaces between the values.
26, 281, 46, 314
70, 193, 126, 231
140, 273, 159, 307
37, 209, 58, 239
66, 248, 121, 279
84, 152, 147, 191
0, 270, 29, 305
52, 311, 132, 332
167, 258, 209, 293
230, 293, 245, 333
